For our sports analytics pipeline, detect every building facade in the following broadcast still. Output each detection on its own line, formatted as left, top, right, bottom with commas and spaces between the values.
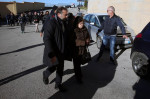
0, 1, 45, 18
88, 0, 150, 34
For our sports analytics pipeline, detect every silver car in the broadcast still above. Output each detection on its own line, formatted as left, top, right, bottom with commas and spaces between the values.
83, 13, 135, 50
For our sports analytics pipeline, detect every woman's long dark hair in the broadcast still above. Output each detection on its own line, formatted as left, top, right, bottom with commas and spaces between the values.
74, 16, 84, 29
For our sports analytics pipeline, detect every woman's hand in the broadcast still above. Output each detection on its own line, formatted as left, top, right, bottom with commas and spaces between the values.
86, 39, 90, 45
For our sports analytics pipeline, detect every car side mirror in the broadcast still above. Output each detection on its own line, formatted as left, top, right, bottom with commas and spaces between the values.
90, 22, 94, 25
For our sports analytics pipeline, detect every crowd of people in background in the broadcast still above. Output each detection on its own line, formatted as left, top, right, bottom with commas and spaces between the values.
4, 10, 51, 33
0, 6, 83, 33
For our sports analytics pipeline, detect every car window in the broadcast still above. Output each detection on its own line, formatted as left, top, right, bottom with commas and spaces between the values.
142, 22, 150, 42
98, 16, 106, 24
84, 15, 91, 22
90, 15, 96, 23
95, 18, 100, 27
83, 15, 87, 20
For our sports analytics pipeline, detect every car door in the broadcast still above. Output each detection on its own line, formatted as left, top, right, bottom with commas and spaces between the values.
90, 15, 101, 41
84, 14, 91, 29
97, 15, 105, 39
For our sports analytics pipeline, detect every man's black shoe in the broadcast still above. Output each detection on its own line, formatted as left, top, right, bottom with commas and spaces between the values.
55, 84, 67, 92
77, 79, 83, 84
110, 60, 116, 65
110, 57, 117, 65
43, 71, 49, 85
95, 57, 100, 62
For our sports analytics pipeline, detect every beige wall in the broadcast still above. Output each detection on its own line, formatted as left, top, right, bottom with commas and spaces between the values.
88, 0, 150, 34
0, 2, 45, 18
0, 2, 15, 18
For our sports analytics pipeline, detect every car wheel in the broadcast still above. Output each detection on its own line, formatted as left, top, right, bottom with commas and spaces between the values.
132, 52, 150, 79
96, 36, 102, 49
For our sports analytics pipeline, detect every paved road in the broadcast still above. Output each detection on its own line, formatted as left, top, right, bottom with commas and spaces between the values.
0, 8, 150, 99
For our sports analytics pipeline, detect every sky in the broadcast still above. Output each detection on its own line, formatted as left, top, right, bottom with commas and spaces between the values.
0, 0, 80, 4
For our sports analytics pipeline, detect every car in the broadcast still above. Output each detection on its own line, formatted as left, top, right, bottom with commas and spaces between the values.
130, 22, 150, 78
83, 13, 135, 50
63, 5, 71, 8
76, 13, 83, 17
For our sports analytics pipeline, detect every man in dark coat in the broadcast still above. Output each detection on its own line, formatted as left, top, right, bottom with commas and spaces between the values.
10, 12, 15, 26
43, 7, 68, 92
18, 13, 26, 33
28, 12, 33, 25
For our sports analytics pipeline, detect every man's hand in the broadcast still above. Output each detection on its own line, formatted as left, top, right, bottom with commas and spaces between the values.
97, 29, 101, 37
40, 32, 43, 37
123, 35, 128, 39
51, 56, 57, 64
96, 33, 99, 37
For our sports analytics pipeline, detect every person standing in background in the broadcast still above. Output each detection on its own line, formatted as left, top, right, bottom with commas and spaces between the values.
40, 11, 50, 37
10, 12, 15, 26
28, 12, 33, 25
78, 7, 80, 12
42, 11, 49, 24
18, 13, 26, 33
6, 13, 10, 25
33, 12, 40, 32
40, 6, 58, 37
40, 11, 44, 23
15, 14, 20, 26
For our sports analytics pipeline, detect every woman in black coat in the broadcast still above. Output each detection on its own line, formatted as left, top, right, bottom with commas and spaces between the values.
73, 16, 90, 83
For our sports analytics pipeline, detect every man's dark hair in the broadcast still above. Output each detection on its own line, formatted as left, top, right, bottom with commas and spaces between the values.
56, 7, 68, 14
53, 5, 58, 11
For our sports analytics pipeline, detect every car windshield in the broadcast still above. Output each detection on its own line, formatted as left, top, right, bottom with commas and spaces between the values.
97, 15, 127, 26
